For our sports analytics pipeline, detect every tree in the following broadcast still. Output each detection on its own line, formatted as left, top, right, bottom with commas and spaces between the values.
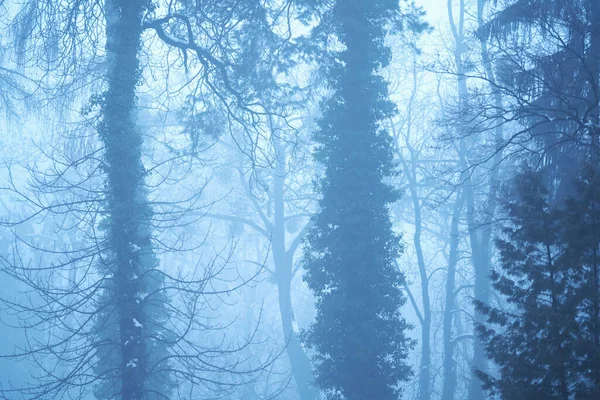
477, 163, 600, 399
474, 1, 600, 397
1, 1, 287, 398
172, 7, 322, 395
476, 0, 600, 196
438, 0, 600, 397
299, 1, 424, 398
387, 45, 441, 400
445, 0, 507, 395
393, 58, 433, 400
200, 114, 320, 400
1, 1, 175, 397
93, 1, 172, 398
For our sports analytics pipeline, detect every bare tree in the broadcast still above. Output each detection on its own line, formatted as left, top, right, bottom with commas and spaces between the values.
0, 0, 295, 398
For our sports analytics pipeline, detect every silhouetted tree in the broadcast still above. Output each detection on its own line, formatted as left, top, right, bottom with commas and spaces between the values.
462, 1, 600, 396
298, 1, 425, 398
477, 162, 600, 399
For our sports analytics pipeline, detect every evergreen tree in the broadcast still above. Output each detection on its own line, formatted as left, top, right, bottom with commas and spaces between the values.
300, 1, 419, 398
477, 162, 600, 399
478, 0, 600, 199
475, 2, 600, 397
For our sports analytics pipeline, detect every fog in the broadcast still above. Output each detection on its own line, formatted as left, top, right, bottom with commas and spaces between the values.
1, 0, 599, 399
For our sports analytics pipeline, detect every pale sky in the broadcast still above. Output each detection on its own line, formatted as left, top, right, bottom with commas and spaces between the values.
418, 0, 449, 27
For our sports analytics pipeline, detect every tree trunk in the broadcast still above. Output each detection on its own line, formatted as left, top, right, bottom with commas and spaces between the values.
404, 149, 431, 400
272, 136, 318, 400
99, 1, 169, 398
449, 17, 489, 400
442, 191, 465, 400
465, 3, 505, 399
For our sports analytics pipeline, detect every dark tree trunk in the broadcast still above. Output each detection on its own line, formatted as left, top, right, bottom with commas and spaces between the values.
97, 1, 170, 398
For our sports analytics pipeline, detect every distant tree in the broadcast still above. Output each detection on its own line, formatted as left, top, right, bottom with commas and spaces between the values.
173, 5, 321, 396
297, 1, 425, 398
476, 162, 600, 399
476, 0, 600, 196
442, 0, 508, 396
202, 122, 320, 400
387, 47, 441, 400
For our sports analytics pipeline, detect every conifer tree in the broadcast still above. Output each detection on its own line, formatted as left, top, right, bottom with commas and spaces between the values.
477, 162, 600, 399
300, 1, 421, 398
474, 2, 600, 396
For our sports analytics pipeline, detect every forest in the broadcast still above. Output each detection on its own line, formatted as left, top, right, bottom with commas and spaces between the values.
0, 0, 599, 399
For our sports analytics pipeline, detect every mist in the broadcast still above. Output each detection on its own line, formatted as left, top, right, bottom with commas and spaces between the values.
0, 0, 598, 399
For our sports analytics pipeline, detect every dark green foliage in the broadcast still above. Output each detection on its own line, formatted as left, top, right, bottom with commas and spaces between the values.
301, 1, 415, 399
477, 164, 600, 399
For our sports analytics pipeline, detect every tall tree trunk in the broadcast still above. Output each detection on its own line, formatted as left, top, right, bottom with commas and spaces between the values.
400, 56, 432, 400
448, 1, 502, 397
447, 1, 489, 393
463, 154, 490, 400
97, 1, 170, 398
272, 136, 318, 400
404, 149, 431, 400
465, 3, 505, 399
454, 29, 490, 400
441, 191, 465, 400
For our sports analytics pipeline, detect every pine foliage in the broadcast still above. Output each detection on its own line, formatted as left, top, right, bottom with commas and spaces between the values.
477, 164, 600, 399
